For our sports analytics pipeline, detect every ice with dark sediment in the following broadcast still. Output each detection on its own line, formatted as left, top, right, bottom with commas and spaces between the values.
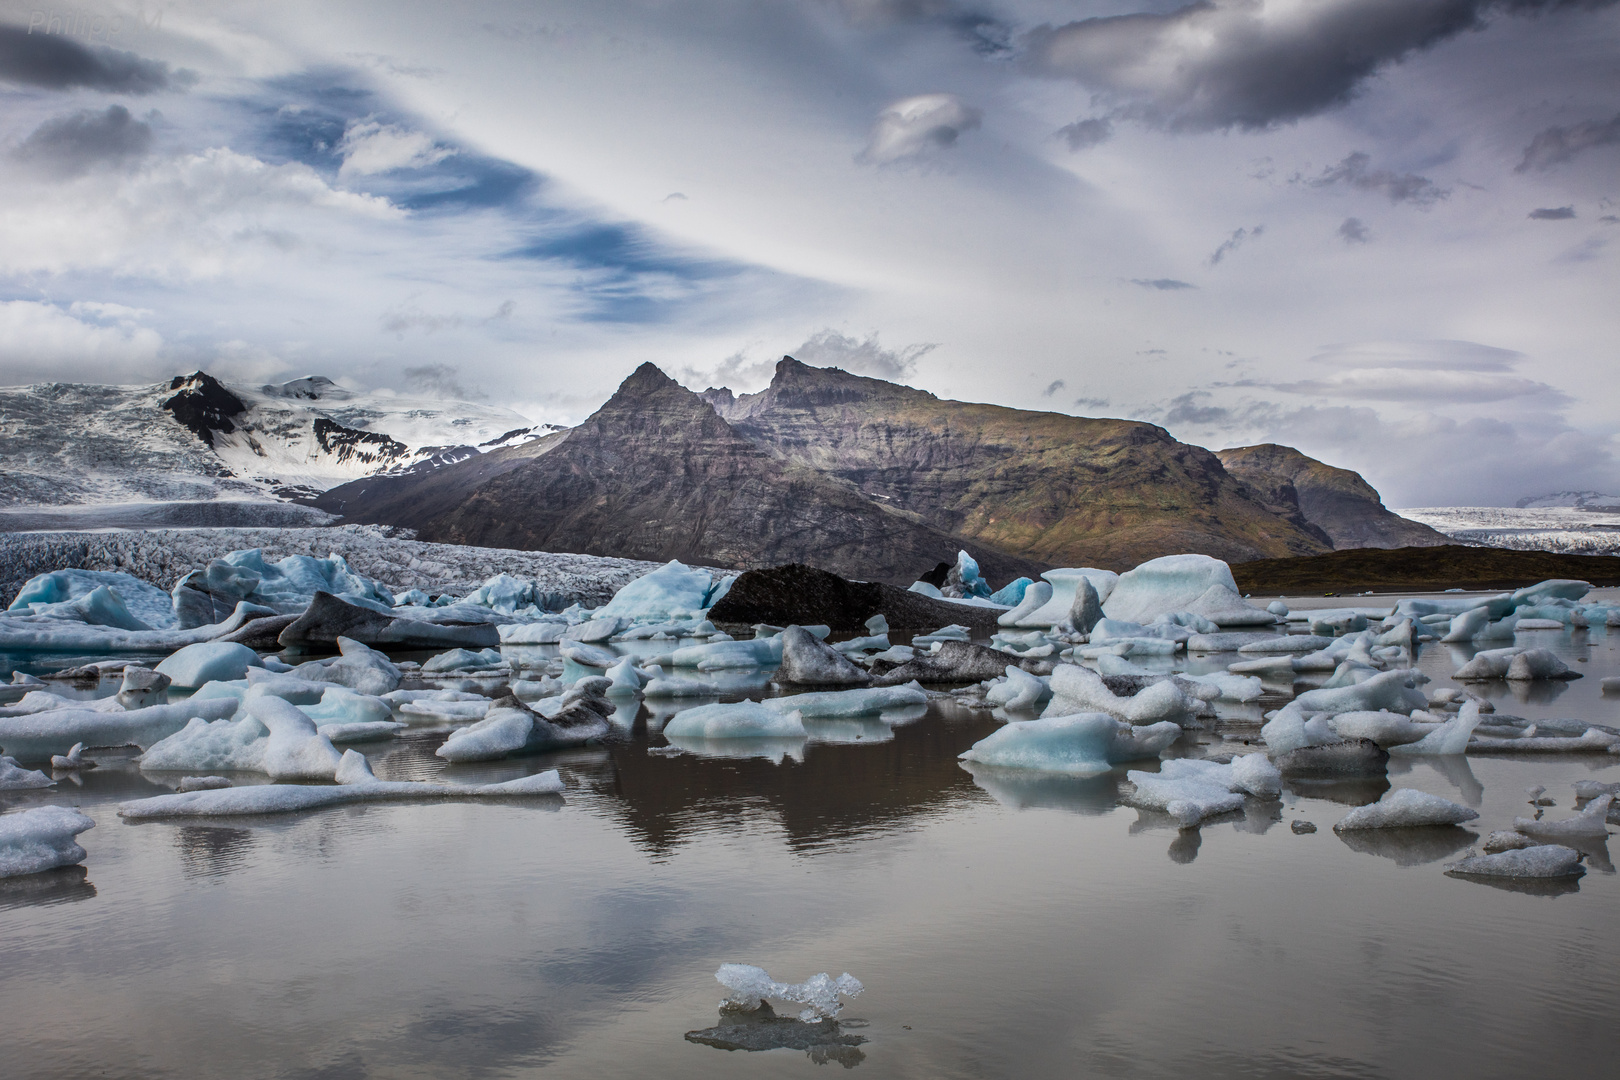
776, 626, 870, 686
1453, 647, 1579, 681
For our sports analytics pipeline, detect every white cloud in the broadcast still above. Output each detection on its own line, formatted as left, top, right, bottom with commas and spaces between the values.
0, 300, 164, 381
337, 119, 454, 179
859, 93, 982, 164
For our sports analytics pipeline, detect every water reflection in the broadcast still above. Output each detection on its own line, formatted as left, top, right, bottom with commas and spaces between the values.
1444, 870, 1583, 897
175, 826, 257, 880
1387, 755, 1484, 806
1283, 775, 1391, 806
961, 762, 1123, 814
659, 736, 806, 764
684, 1005, 867, 1068
0, 864, 96, 909
1335, 825, 1479, 867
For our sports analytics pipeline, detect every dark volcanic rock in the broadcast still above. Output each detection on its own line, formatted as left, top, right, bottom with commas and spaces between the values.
1216, 443, 1447, 550
409, 364, 1044, 585
278, 591, 500, 651
708, 563, 1005, 632
161, 371, 246, 448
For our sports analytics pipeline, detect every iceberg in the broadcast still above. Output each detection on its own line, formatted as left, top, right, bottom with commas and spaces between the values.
498, 622, 569, 645
1103, 555, 1271, 626
1041, 663, 1198, 727
0, 599, 281, 654
8, 568, 179, 629
117, 666, 171, 709
664, 702, 807, 739
1447, 845, 1584, 879
1514, 795, 1613, 841
172, 548, 393, 626
595, 560, 729, 621
714, 964, 864, 1022
1126, 754, 1281, 826
435, 689, 611, 762
1387, 703, 1483, 756
0, 755, 54, 789
0, 697, 238, 760
654, 638, 783, 670
289, 637, 402, 696
119, 753, 564, 819
1454, 646, 1578, 681
0, 805, 95, 878
762, 684, 928, 718
1002, 568, 1119, 628
1332, 789, 1480, 830
958, 713, 1118, 776
422, 648, 506, 673
155, 641, 265, 688
776, 626, 869, 686
985, 667, 1052, 711
141, 716, 270, 773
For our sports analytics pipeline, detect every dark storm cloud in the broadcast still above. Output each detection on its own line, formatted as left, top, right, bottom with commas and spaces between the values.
1302, 153, 1449, 206
1020, 0, 1619, 132
1059, 116, 1113, 150
11, 105, 152, 176
1528, 205, 1576, 219
1339, 217, 1371, 243
1131, 278, 1196, 290
0, 25, 186, 94
1516, 113, 1620, 171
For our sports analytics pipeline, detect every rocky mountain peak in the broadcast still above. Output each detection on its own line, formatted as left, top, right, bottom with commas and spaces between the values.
162, 371, 247, 448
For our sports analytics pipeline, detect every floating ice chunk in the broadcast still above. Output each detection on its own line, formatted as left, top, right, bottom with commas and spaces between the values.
1110, 721, 1184, 761
1453, 646, 1577, 682
116, 666, 171, 709
1125, 757, 1277, 826
665, 702, 807, 739
603, 658, 645, 697
642, 668, 726, 698
1483, 830, 1538, 853
1267, 600, 1289, 616
657, 638, 782, 670
1448, 845, 1584, 879
988, 576, 1033, 607
396, 696, 492, 722
155, 641, 264, 689
595, 560, 725, 621
422, 648, 505, 673
1330, 710, 1436, 747
714, 964, 864, 1021
0, 755, 53, 789
959, 713, 1117, 775
1514, 795, 1613, 841
558, 642, 618, 671
1469, 728, 1620, 753
291, 637, 402, 696
1041, 663, 1197, 726
141, 716, 269, 772
1292, 669, 1428, 717
561, 617, 622, 644
9, 569, 177, 628
302, 687, 393, 728
1091, 618, 1189, 645
0, 697, 238, 760
998, 580, 1052, 627
249, 697, 343, 781
1104, 555, 1265, 626
319, 721, 405, 743
1181, 671, 1263, 703
776, 626, 868, 686
435, 687, 611, 761
1388, 703, 1483, 756
0, 805, 95, 877
1333, 789, 1479, 830
985, 667, 1052, 711
1004, 569, 1119, 628
1274, 739, 1389, 775
1237, 636, 1335, 655
498, 622, 568, 645
763, 684, 928, 719
1573, 779, 1620, 800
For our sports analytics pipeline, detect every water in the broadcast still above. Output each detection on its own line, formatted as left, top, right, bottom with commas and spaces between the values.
4, 601, 1620, 1078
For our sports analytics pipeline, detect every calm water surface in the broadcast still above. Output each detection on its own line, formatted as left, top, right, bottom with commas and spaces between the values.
3, 593, 1619, 1078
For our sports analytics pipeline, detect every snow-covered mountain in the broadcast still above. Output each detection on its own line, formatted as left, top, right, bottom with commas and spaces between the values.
1515, 491, 1620, 510
0, 371, 540, 511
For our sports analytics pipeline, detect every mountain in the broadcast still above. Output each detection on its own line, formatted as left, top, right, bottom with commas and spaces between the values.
1515, 491, 1620, 510
0, 371, 534, 518
1215, 443, 1448, 550
705, 358, 1332, 567
321, 363, 1045, 585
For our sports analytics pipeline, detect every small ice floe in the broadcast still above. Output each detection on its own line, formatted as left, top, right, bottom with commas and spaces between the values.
118, 750, 563, 819
1453, 647, 1579, 682
959, 713, 1117, 776
1125, 755, 1282, 826
715, 964, 864, 1022
1483, 830, 1537, 853
594, 559, 732, 621
435, 684, 612, 762
155, 641, 265, 689
421, 648, 505, 674
1514, 795, 1613, 842
1468, 727, 1620, 753
1526, 785, 1555, 807
775, 626, 870, 687
116, 666, 171, 709
1573, 779, 1620, 800
0, 755, 54, 789
665, 702, 807, 739
1447, 845, 1585, 880
0, 805, 96, 877
1332, 789, 1479, 831
49, 742, 93, 771
1602, 676, 1620, 694
396, 694, 495, 723
1291, 820, 1316, 834
318, 721, 407, 743
176, 775, 231, 792
1041, 664, 1198, 727
0, 697, 238, 760
1387, 703, 1484, 756
762, 684, 927, 719
983, 667, 1052, 712
648, 638, 782, 671
289, 638, 402, 697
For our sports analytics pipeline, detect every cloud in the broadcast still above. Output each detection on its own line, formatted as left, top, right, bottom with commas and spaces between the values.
1209, 225, 1262, 266
10, 105, 153, 177
1164, 391, 1233, 425
832, 0, 1013, 54
1073, 396, 1111, 410
1528, 205, 1576, 219
403, 362, 485, 400
1131, 278, 1195, 290
337, 119, 455, 179
1058, 117, 1112, 150
858, 93, 981, 165
1309, 339, 1523, 371
1019, 0, 1616, 132
1252, 338, 1564, 405
791, 328, 936, 379
1300, 152, 1448, 206
1338, 217, 1371, 243
0, 25, 185, 94
1042, 379, 1065, 396
1516, 113, 1620, 171
0, 299, 164, 380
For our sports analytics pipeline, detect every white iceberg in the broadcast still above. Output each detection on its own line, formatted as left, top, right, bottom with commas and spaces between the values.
595, 559, 731, 621
0, 697, 238, 760
984, 667, 1052, 711
421, 648, 506, 673
664, 702, 807, 739
0, 755, 54, 789
1041, 663, 1198, 727
9, 568, 180, 629
763, 684, 928, 718
155, 641, 265, 689
1001, 568, 1119, 628
1514, 795, 1613, 841
1333, 789, 1480, 830
1103, 555, 1271, 626
1126, 754, 1281, 826
958, 713, 1118, 776
714, 963, 864, 1021
1387, 703, 1483, 756
0, 805, 96, 878
1447, 845, 1584, 879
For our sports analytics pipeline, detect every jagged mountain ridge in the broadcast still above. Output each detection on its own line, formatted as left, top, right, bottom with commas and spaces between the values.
1215, 443, 1448, 550
366, 363, 1047, 584
706, 358, 1332, 567
0, 371, 534, 509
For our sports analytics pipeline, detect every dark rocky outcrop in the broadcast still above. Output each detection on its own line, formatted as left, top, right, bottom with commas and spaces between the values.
710, 358, 1332, 568
161, 372, 246, 448
1216, 443, 1447, 550
708, 563, 1005, 632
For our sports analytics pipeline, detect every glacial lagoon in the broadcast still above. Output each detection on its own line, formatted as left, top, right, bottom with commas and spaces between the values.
3, 597, 1620, 1079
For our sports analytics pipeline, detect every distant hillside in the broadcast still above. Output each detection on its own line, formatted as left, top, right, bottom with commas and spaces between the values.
1216, 443, 1447, 550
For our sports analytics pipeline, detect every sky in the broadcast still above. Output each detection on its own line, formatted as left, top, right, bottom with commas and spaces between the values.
0, 0, 1617, 506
